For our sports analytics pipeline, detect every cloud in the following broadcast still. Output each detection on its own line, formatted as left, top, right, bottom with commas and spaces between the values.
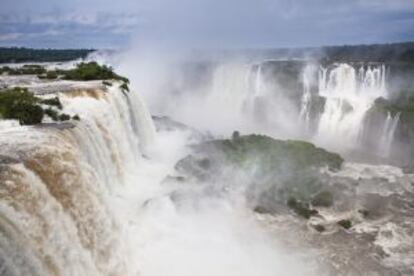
0, 0, 413, 48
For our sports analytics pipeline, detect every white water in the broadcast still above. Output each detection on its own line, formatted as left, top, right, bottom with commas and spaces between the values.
0, 81, 323, 275
312, 64, 387, 151
122, 56, 397, 157
299, 64, 317, 131
379, 111, 400, 157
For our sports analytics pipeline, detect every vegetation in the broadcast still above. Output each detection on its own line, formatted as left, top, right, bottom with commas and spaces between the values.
0, 87, 44, 125
0, 47, 94, 63
373, 96, 414, 116
319, 42, 414, 63
35, 62, 130, 91
337, 219, 352, 230
186, 134, 344, 171
40, 97, 63, 109
62, 62, 129, 83
120, 82, 130, 92
0, 65, 46, 75
0, 87, 78, 125
287, 197, 318, 219
176, 134, 344, 218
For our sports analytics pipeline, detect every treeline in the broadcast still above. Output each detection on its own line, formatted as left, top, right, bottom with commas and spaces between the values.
319, 42, 414, 63
257, 42, 414, 63
0, 47, 95, 63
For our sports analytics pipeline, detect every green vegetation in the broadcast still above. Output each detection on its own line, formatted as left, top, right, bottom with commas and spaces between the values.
0, 65, 46, 75
120, 82, 130, 92
0, 47, 94, 63
35, 62, 130, 91
320, 42, 414, 63
287, 197, 318, 219
176, 134, 343, 218
40, 97, 63, 109
0, 87, 78, 125
44, 108, 59, 121
337, 219, 352, 229
0, 87, 44, 125
373, 96, 414, 115
186, 134, 343, 171
62, 62, 129, 83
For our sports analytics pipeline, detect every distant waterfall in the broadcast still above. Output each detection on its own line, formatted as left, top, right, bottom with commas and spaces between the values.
0, 86, 155, 275
299, 64, 317, 131
379, 112, 400, 157
311, 63, 388, 152
199, 62, 300, 137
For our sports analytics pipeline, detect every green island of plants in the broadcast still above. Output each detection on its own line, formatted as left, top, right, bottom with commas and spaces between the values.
37, 62, 130, 91
0, 87, 79, 125
175, 133, 343, 219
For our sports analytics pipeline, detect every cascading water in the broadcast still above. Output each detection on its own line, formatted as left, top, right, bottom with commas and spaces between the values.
379, 111, 401, 157
0, 84, 156, 275
311, 63, 389, 152
159, 61, 301, 138
299, 64, 316, 131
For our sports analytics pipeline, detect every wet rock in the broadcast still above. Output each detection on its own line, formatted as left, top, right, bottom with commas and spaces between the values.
311, 191, 334, 207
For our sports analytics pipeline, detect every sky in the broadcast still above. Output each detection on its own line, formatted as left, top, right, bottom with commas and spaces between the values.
0, 0, 414, 49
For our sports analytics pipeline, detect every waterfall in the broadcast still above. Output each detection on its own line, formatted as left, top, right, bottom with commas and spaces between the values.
192, 62, 299, 137
299, 64, 316, 131
379, 112, 400, 157
313, 63, 388, 152
0, 85, 156, 275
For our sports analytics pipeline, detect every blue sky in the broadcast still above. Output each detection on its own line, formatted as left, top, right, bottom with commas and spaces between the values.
1, 0, 414, 49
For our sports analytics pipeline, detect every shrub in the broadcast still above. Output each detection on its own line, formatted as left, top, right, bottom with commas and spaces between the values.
44, 108, 59, 121
0, 87, 44, 125
58, 113, 71, 121
41, 97, 63, 109
72, 114, 80, 121
62, 62, 129, 83
337, 219, 352, 229
46, 71, 58, 79
5, 102, 44, 125
120, 82, 129, 92
287, 197, 318, 219
0, 87, 70, 125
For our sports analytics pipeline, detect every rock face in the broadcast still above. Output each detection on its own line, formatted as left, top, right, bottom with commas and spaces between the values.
176, 134, 343, 214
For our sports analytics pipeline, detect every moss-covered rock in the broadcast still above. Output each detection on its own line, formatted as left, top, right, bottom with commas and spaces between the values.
311, 191, 334, 207
178, 134, 343, 172
313, 224, 326, 232
176, 134, 343, 216
287, 197, 318, 219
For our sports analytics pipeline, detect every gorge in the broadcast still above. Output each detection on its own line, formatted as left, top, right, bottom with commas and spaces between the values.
0, 49, 413, 275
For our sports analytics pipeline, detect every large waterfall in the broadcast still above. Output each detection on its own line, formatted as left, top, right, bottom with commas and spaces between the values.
136, 59, 399, 159
1, 55, 411, 275
0, 84, 155, 275
310, 64, 393, 152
